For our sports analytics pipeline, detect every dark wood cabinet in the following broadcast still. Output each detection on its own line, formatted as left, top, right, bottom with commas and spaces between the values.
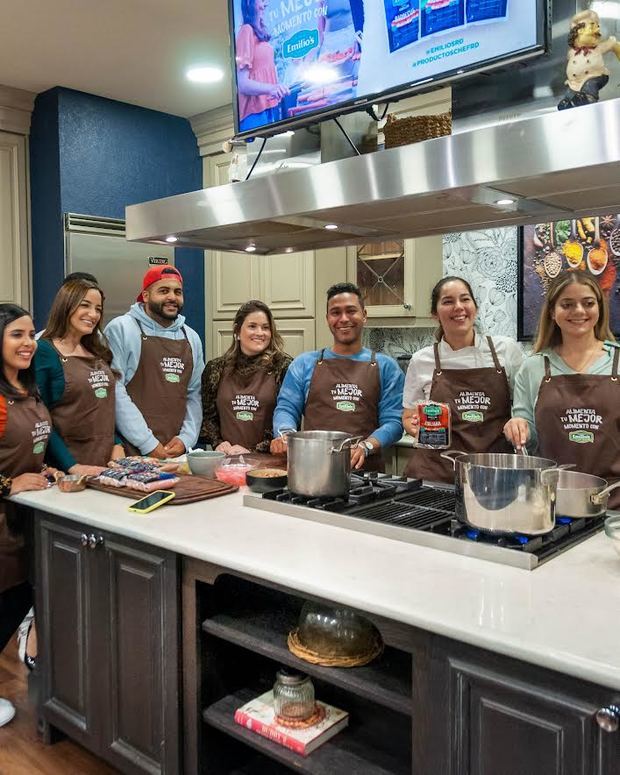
411, 634, 620, 775
183, 559, 620, 775
35, 511, 180, 775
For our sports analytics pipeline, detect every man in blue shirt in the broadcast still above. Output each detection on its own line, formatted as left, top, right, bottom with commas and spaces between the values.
271, 283, 404, 469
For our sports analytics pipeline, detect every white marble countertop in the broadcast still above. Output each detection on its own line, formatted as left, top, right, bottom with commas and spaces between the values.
13, 486, 620, 692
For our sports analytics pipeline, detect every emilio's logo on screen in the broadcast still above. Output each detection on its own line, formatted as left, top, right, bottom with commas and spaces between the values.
283, 29, 319, 58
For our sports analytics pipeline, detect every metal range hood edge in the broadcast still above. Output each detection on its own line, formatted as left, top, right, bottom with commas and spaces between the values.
126, 99, 620, 254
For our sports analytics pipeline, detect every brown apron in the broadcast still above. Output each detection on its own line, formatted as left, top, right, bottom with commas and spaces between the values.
216, 366, 277, 450
49, 347, 116, 467
405, 336, 512, 483
535, 348, 620, 510
0, 395, 51, 593
125, 321, 193, 454
303, 350, 384, 472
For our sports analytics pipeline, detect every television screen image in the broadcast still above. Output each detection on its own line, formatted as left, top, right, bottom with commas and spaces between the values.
229, 0, 546, 137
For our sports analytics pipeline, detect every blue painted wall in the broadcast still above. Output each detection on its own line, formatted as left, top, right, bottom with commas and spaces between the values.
30, 87, 204, 338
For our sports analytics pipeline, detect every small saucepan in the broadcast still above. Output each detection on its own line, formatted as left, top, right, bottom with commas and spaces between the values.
555, 470, 620, 518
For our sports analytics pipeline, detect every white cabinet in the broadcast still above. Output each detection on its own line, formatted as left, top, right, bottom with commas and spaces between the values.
346, 236, 442, 326
211, 318, 314, 359
0, 131, 30, 307
206, 155, 315, 321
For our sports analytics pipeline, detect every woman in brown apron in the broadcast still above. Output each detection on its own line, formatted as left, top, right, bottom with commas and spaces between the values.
403, 277, 524, 483
202, 301, 292, 454
0, 304, 53, 727
505, 272, 620, 509
36, 279, 122, 475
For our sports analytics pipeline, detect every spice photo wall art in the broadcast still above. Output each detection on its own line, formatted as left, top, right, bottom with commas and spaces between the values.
518, 215, 620, 340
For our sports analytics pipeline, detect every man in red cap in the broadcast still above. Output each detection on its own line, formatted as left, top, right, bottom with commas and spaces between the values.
104, 265, 205, 458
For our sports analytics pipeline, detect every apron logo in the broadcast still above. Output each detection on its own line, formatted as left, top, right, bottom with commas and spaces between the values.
461, 410, 484, 423
33, 441, 45, 454
165, 373, 180, 383
94, 387, 108, 399
236, 411, 254, 422
336, 401, 356, 412
569, 430, 594, 444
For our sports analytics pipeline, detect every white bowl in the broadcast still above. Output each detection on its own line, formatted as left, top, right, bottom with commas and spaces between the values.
187, 450, 225, 478
604, 516, 620, 559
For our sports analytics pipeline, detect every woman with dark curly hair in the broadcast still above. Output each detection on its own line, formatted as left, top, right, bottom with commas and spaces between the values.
202, 300, 292, 455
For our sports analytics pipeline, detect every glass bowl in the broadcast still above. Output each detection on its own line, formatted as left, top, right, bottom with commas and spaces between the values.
214, 457, 255, 487
604, 515, 620, 559
295, 602, 381, 659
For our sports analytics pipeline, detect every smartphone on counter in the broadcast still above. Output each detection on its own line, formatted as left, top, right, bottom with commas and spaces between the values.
128, 490, 176, 514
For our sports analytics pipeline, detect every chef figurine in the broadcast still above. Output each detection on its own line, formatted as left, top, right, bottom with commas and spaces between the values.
558, 9, 620, 110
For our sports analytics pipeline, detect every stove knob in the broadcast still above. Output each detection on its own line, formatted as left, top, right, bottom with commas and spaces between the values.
596, 705, 619, 733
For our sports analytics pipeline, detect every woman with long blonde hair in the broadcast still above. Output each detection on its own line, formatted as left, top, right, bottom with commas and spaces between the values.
201, 300, 292, 454
505, 271, 619, 506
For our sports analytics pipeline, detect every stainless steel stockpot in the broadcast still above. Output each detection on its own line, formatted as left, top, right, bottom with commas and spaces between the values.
284, 430, 363, 498
555, 470, 620, 518
441, 452, 560, 535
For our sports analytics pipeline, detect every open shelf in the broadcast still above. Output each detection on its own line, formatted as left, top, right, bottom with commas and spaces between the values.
202, 593, 411, 716
203, 688, 410, 775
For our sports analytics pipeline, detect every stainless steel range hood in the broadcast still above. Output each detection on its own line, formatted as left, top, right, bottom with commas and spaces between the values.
126, 99, 620, 254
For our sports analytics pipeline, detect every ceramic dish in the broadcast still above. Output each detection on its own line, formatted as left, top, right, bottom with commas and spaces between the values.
246, 468, 288, 493
186, 450, 225, 478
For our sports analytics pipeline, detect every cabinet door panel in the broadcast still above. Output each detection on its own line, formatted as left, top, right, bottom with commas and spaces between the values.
210, 251, 260, 318
451, 660, 601, 775
0, 132, 29, 306
259, 252, 315, 317
36, 516, 98, 748
100, 535, 179, 775
211, 318, 314, 359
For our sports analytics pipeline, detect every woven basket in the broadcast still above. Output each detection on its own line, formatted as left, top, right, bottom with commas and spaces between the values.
287, 629, 383, 668
383, 111, 452, 149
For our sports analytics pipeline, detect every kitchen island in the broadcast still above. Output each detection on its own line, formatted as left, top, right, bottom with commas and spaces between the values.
12, 486, 620, 774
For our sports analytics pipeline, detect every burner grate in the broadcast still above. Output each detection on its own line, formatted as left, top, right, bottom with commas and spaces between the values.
346, 500, 453, 530
395, 488, 456, 513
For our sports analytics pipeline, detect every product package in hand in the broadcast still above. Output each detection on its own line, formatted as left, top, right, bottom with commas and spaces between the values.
413, 401, 452, 449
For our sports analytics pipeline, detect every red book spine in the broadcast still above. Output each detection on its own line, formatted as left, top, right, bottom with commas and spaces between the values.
234, 709, 307, 755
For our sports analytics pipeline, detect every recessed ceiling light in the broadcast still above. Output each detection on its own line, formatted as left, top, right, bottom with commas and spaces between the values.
186, 66, 224, 84
245, 244, 257, 253
324, 223, 339, 230
495, 198, 516, 206
284, 247, 294, 253
165, 235, 178, 243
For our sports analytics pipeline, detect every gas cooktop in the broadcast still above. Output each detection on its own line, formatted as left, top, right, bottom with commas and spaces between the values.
243, 473, 606, 570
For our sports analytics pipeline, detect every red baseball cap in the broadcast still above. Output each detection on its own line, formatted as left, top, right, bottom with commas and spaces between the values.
136, 266, 183, 303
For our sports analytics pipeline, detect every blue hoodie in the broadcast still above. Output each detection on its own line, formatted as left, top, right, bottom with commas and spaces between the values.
104, 303, 205, 454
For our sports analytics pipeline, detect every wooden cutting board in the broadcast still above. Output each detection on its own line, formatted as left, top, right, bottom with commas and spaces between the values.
87, 474, 237, 504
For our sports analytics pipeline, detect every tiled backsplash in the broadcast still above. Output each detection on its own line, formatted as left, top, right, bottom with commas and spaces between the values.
366, 227, 519, 358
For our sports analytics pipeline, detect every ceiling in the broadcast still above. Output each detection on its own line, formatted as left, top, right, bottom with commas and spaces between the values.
0, 0, 233, 117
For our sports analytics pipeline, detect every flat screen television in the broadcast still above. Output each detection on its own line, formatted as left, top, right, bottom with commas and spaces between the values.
230, 0, 549, 138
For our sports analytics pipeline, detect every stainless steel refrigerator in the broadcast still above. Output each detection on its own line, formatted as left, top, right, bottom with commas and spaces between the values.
64, 213, 175, 326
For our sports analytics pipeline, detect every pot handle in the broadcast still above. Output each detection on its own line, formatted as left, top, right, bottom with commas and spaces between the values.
590, 480, 620, 506
440, 450, 467, 469
277, 428, 296, 442
331, 435, 364, 454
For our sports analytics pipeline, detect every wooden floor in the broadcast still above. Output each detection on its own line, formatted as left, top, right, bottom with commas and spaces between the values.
0, 636, 118, 774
